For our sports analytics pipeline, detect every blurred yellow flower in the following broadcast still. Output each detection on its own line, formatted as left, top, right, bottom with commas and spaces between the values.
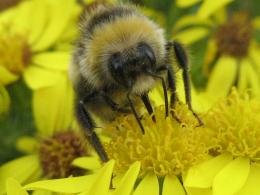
0, 85, 10, 115
176, 0, 233, 19
0, 0, 80, 88
0, 130, 92, 194
173, 8, 260, 108
184, 89, 260, 195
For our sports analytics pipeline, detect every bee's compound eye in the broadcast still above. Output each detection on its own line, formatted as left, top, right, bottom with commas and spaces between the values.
137, 42, 156, 71
110, 52, 122, 68
109, 52, 132, 88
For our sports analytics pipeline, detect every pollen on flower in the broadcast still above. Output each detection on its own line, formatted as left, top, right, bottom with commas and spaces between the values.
204, 89, 260, 163
39, 131, 88, 179
0, 32, 31, 75
215, 12, 253, 58
104, 103, 213, 177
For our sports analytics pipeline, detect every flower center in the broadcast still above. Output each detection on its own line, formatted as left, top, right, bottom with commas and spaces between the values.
104, 104, 213, 177
204, 89, 260, 163
0, 0, 21, 11
0, 32, 31, 75
39, 131, 88, 179
215, 13, 253, 58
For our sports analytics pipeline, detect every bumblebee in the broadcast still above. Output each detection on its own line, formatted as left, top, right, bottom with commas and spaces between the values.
70, 3, 202, 162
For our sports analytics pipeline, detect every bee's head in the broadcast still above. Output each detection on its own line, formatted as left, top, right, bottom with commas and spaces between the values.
108, 42, 156, 89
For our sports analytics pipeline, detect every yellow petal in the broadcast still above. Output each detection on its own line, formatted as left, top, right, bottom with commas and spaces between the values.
173, 27, 209, 45
32, 0, 75, 51
0, 85, 10, 114
236, 164, 260, 195
23, 66, 63, 90
33, 75, 74, 135
6, 178, 29, 195
212, 7, 228, 24
150, 87, 165, 106
197, 0, 233, 19
0, 66, 19, 85
163, 175, 186, 195
213, 158, 250, 195
176, 0, 201, 7
203, 39, 218, 76
16, 136, 38, 154
0, 155, 40, 194
206, 56, 237, 100
32, 52, 70, 71
184, 153, 233, 188
113, 162, 141, 195
252, 16, 260, 30
0, 7, 16, 32
27, 0, 49, 45
133, 174, 159, 195
242, 60, 260, 97
249, 44, 260, 70
11, 1, 32, 33
24, 175, 98, 193
87, 160, 115, 195
174, 15, 214, 31
185, 187, 212, 195
31, 190, 52, 195
237, 61, 248, 94
72, 157, 102, 170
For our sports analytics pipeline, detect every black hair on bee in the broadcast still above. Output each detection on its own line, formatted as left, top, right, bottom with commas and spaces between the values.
69, 3, 203, 162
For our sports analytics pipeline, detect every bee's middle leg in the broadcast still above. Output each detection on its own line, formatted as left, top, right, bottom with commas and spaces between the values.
156, 64, 181, 123
141, 93, 156, 122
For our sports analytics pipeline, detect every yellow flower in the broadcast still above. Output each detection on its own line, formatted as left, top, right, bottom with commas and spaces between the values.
184, 89, 260, 195
0, 0, 80, 88
0, 85, 10, 115
0, 74, 97, 194
0, 129, 93, 194
176, 0, 233, 19
173, 7, 260, 109
14, 103, 215, 195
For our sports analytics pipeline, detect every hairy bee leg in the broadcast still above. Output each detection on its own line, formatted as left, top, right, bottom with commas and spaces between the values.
76, 101, 109, 162
127, 93, 145, 134
146, 72, 169, 117
141, 93, 156, 122
171, 41, 203, 126
164, 65, 182, 123
141, 93, 153, 114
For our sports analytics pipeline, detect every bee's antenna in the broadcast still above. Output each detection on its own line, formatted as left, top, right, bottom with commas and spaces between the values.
146, 72, 169, 118
126, 92, 145, 134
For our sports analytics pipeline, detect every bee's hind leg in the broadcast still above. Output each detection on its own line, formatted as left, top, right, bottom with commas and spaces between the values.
75, 100, 109, 162
168, 41, 203, 126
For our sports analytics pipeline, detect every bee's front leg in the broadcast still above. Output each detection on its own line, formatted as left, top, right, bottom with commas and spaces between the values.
75, 100, 109, 162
